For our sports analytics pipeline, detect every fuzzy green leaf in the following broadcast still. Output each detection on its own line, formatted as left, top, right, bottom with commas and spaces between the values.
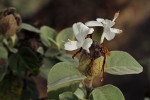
0, 46, 8, 59
21, 23, 40, 33
47, 62, 86, 99
40, 58, 58, 79
59, 92, 78, 100
45, 47, 60, 57
56, 27, 74, 49
74, 88, 86, 99
90, 84, 125, 100
40, 26, 58, 48
0, 46, 8, 81
106, 51, 143, 75
56, 54, 79, 66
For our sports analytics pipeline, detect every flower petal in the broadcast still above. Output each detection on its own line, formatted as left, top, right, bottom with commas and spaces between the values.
110, 28, 122, 34
79, 23, 94, 37
82, 38, 93, 53
85, 21, 103, 27
73, 22, 82, 36
73, 22, 93, 42
73, 22, 84, 42
96, 18, 104, 22
103, 28, 116, 41
102, 19, 115, 27
64, 41, 79, 51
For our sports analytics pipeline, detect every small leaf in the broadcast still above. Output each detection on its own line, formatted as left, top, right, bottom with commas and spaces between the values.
36, 46, 44, 55
40, 58, 58, 79
56, 27, 74, 49
0, 46, 8, 81
8, 53, 25, 77
40, 26, 58, 48
47, 62, 86, 99
10, 34, 17, 46
0, 59, 7, 81
0, 75, 22, 100
90, 84, 125, 100
3, 34, 18, 48
74, 88, 86, 99
21, 23, 40, 33
56, 54, 79, 66
0, 45, 8, 59
59, 92, 78, 100
8, 47, 41, 77
0, 34, 4, 42
45, 47, 60, 57
105, 51, 143, 75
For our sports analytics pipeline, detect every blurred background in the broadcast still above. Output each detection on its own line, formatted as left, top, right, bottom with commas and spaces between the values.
0, 0, 150, 100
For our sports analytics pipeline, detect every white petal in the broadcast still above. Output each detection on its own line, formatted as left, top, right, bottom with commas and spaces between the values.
73, 22, 82, 36
110, 28, 122, 34
88, 28, 94, 34
78, 23, 93, 37
85, 21, 103, 27
73, 22, 86, 42
73, 22, 85, 42
73, 22, 93, 42
82, 38, 93, 53
103, 28, 116, 41
64, 41, 79, 51
102, 19, 115, 27
72, 22, 81, 37
96, 18, 104, 22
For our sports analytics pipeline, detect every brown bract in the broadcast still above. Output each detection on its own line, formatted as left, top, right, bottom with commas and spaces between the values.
0, 7, 21, 37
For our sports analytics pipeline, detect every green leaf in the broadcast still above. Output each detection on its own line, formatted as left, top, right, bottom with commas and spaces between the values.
40, 26, 58, 48
8, 53, 26, 77
56, 54, 79, 66
45, 47, 61, 58
0, 34, 4, 42
3, 34, 17, 48
8, 47, 40, 77
40, 58, 58, 79
0, 45, 8, 59
36, 46, 44, 55
56, 27, 74, 49
0, 74, 22, 100
105, 51, 143, 75
10, 34, 17, 47
90, 84, 125, 100
20, 78, 39, 100
0, 46, 8, 81
47, 62, 86, 99
47, 62, 86, 90
21, 23, 40, 33
59, 92, 78, 100
0, 59, 7, 81
74, 88, 86, 99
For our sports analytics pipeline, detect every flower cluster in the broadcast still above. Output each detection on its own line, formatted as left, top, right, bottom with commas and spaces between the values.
64, 12, 122, 53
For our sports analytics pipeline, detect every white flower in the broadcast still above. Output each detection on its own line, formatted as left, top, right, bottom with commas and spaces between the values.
85, 12, 122, 43
64, 22, 94, 53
